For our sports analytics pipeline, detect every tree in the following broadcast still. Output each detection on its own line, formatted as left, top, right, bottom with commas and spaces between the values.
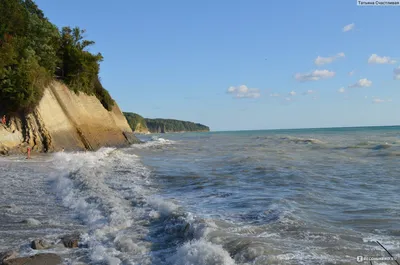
58, 27, 100, 92
0, 0, 114, 114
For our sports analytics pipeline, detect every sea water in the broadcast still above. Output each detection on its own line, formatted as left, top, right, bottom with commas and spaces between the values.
1, 126, 400, 265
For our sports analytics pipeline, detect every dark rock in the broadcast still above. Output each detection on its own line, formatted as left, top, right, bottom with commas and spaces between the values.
3, 253, 62, 265
31, 239, 51, 250
123, 131, 142, 144
0, 250, 17, 263
61, 233, 80, 248
0, 148, 8, 156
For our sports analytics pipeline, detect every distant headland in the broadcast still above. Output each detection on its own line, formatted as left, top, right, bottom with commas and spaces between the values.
124, 112, 210, 134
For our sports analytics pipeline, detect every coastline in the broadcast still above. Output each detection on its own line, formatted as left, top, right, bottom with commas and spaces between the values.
134, 130, 210, 135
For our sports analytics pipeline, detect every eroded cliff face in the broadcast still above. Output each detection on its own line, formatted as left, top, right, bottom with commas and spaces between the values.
133, 123, 150, 134
0, 82, 139, 154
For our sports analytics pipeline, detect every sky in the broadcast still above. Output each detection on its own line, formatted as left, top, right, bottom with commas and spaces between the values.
35, 0, 400, 131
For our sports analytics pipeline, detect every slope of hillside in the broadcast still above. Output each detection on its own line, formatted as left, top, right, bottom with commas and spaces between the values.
124, 112, 149, 134
123, 112, 210, 133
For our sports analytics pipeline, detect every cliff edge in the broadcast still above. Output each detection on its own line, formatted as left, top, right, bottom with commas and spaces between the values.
123, 112, 210, 133
0, 82, 140, 155
124, 112, 150, 134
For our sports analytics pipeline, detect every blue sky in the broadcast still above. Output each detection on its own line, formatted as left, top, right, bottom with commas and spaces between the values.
36, 0, 400, 131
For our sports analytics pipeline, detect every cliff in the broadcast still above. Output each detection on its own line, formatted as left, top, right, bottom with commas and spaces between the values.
123, 112, 150, 134
123, 112, 210, 133
145, 118, 210, 133
0, 82, 140, 155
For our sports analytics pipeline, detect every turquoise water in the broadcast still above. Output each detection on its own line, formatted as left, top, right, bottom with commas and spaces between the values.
0, 126, 400, 264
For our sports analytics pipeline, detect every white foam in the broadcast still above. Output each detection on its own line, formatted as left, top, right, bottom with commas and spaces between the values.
132, 136, 176, 149
147, 196, 179, 216
170, 239, 236, 265
22, 218, 41, 226
2, 204, 22, 214
114, 235, 147, 255
363, 235, 400, 250
49, 147, 154, 264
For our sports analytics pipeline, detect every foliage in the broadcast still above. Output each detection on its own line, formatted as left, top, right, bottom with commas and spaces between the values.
123, 112, 210, 133
145, 118, 210, 133
0, 53, 50, 112
94, 76, 114, 111
0, 0, 113, 114
123, 112, 148, 132
58, 27, 99, 93
0, 0, 53, 113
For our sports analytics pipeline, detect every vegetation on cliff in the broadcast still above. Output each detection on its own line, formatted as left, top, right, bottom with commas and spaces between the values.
123, 112, 149, 133
123, 112, 210, 133
0, 0, 114, 114
145, 118, 210, 133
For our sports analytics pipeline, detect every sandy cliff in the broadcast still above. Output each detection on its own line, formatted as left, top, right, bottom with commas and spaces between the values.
132, 123, 150, 134
0, 82, 139, 154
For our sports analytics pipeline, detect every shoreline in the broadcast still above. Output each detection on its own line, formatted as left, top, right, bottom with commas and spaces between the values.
134, 130, 210, 135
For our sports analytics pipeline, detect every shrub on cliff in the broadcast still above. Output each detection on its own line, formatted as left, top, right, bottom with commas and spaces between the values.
94, 76, 114, 111
0, 0, 114, 114
124, 112, 149, 132
57, 26, 114, 110
0, 0, 57, 113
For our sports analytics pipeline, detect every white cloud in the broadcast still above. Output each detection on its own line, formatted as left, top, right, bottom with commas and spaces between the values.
227, 85, 261, 98
270, 93, 280, 97
295, 69, 336, 82
289, 91, 296, 96
303, 90, 315, 95
368, 54, 396, 64
349, 78, 372, 88
394, 67, 400, 80
314, 52, 345, 66
373, 98, 392, 104
338, 87, 346, 93
348, 70, 355, 76
343, 23, 355, 32
284, 97, 292, 101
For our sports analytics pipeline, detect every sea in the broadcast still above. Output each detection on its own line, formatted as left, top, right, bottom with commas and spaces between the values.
1, 126, 400, 265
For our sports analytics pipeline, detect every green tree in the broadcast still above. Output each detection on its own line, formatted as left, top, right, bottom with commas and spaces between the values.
0, 0, 114, 113
0, 0, 52, 113
58, 27, 102, 93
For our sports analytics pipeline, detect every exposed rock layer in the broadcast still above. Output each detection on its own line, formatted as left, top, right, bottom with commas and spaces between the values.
0, 82, 139, 154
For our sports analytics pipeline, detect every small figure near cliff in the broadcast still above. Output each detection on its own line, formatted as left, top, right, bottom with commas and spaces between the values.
61, 147, 65, 152
27, 147, 31, 159
1, 115, 6, 125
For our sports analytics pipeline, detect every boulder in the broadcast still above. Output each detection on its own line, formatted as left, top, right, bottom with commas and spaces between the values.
0, 147, 8, 156
3, 253, 62, 265
0, 250, 17, 264
61, 233, 80, 248
31, 239, 51, 250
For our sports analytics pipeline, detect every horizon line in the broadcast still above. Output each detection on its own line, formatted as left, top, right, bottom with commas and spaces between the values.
211, 124, 400, 133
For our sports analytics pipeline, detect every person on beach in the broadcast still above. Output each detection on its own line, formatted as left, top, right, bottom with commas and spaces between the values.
1, 115, 6, 125
27, 147, 31, 159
